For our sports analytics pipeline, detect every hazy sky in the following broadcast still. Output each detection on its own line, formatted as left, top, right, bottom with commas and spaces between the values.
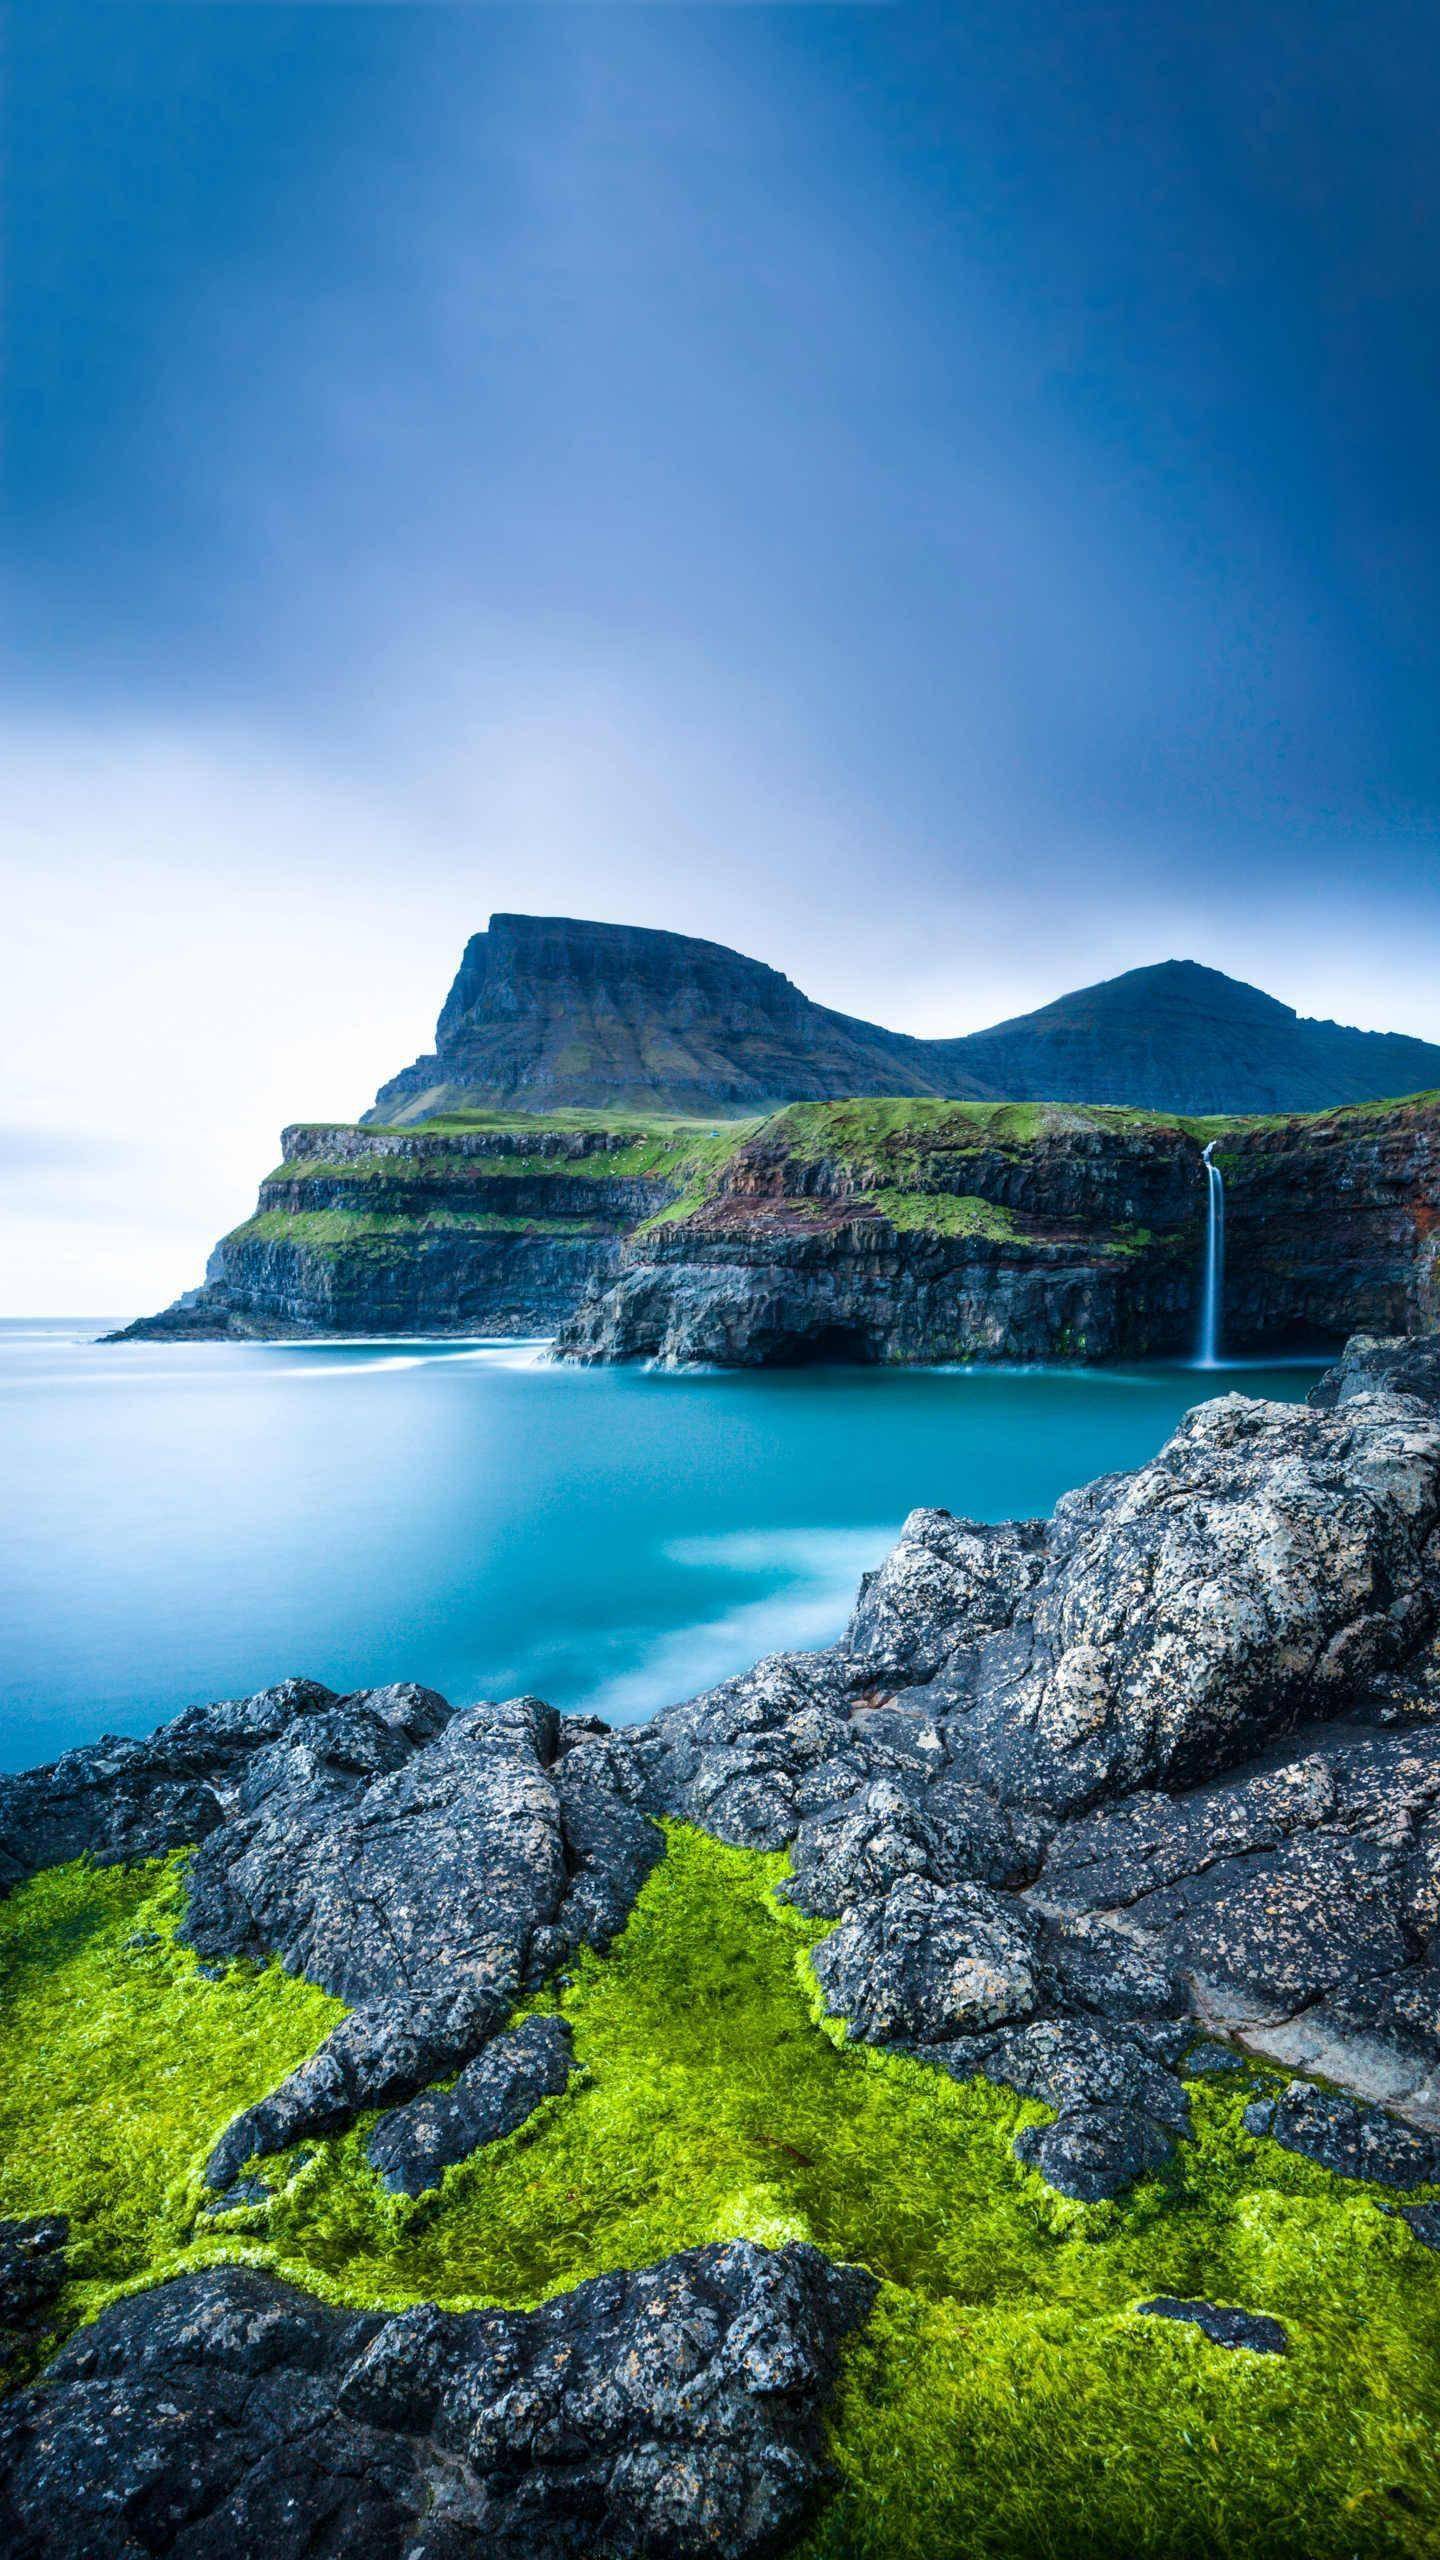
5, 1, 1438, 1312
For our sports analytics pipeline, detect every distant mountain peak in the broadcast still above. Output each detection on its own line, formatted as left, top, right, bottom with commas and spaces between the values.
367, 914, 1440, 1123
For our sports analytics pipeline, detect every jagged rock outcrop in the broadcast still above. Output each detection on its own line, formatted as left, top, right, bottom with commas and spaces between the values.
0, 2247, 874, 2560
1311, 1328, 1440, 1411
367, 2017, 575, 2198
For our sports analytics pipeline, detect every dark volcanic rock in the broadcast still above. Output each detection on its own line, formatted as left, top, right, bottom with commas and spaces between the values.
1015, 2106, 1175, 2202
367, 2017, 575, 2197
845, 1512, 1048, 1688
939, 1389, 1440, 1815
1242, 2083, 1440, 2188
1136, 2297, 1288, 2355
1311, 1330, 1440, 1412
0, 2247, 874, 2560
194, 1697, 658, 2188
811, 1879, 1042, 2044
0, 1678, 350, 1892
0, 1678, 656, 2190
0, 2220, 67, 2381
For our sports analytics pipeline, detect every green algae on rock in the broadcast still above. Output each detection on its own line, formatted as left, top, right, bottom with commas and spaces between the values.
4, 1830, 1440, 2555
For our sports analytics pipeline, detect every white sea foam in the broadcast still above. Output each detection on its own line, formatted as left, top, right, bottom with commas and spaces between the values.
579, 1524, 894, 1724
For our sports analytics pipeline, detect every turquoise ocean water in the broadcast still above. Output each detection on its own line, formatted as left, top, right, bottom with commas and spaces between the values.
0, 1321, 1322, 1772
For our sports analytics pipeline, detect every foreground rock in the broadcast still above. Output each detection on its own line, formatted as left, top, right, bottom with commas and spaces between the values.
0, 2247, 873, 2560
0, 2222, 67, 2385
0, 1683, 657, 2191
367, 2017, 575, 2198
10, 1351, 1440, 2552
1137, 2298, 1288, 2355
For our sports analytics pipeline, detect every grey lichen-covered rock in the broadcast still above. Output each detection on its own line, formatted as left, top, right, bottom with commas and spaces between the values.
0, 1678, 656, 2193
1242, 2083, 1440, 2188
844, 1512, 1047, 1688
367, 2017, 575, 2197
0, 1677, 352, 1893
1137, 2297, 1288, 2355
0, 2247, 875, 2560
812, 1879, 1042, 2045
942, 1390, 1440, 1815
784, 1774, 1043, 1918
1310, 1331, 1440, 1412
196, 1698, 658, 2189
1015, 2105, 1175, 2202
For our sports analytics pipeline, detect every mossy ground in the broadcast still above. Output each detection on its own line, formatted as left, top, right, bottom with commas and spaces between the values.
227, 1208, 603, 1256
3, 1831, 1439, 2553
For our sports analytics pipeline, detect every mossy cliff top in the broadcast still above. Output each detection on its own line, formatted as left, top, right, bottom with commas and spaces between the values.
4, 1828, 1440, 2556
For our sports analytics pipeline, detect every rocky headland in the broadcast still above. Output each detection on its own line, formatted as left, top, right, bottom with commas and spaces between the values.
109, 1090, 1440, 1359
6, 1337, 1440, 2552
107, 1117, 751, 1343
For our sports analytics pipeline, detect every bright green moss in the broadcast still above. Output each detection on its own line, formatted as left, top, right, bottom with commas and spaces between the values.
867, 1190, 1022, 1240
0, 1855, 343, 2357
227, 1209, 600, 1255
4, 1832, 1440, 2553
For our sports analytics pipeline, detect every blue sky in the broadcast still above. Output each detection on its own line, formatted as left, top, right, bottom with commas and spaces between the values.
4, 2, 1438, 1308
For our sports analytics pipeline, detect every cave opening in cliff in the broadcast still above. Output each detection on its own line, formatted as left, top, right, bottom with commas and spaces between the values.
772, 1324, 878, 1366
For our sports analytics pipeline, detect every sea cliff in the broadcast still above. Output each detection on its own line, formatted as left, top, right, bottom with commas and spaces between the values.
112, 1091, 1440, 1360
560, 1091, 1440, 1366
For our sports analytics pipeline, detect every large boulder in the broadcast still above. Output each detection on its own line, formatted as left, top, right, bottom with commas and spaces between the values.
0, 2248, 874, 2560
941, 1391, 1440, 1814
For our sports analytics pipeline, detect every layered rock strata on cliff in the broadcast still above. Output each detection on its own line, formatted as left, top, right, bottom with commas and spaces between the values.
109, 1118, 746, 1342
113, 1090, 1440, 1359
558, 1091, 1440, 1365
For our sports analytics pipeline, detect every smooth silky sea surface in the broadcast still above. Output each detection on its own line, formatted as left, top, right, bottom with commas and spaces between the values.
0, 1321, 1324, 1771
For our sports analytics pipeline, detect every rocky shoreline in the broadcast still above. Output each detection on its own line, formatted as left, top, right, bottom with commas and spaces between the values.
4, 1333, 1440, 2550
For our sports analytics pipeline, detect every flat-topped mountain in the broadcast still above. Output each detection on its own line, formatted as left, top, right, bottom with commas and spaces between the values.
369, 918, 1440, 1121
369, 912, 970, 1122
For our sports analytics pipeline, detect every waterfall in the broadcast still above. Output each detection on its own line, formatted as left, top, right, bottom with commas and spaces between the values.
1195, 1140, 1225, 1368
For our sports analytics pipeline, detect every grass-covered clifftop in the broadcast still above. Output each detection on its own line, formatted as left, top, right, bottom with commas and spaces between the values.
110, 1087, 1440, 1355
4, 1829, 1440, 2553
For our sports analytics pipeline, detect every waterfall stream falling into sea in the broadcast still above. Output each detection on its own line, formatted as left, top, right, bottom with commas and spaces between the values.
1195, 1140, 1225, 1368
